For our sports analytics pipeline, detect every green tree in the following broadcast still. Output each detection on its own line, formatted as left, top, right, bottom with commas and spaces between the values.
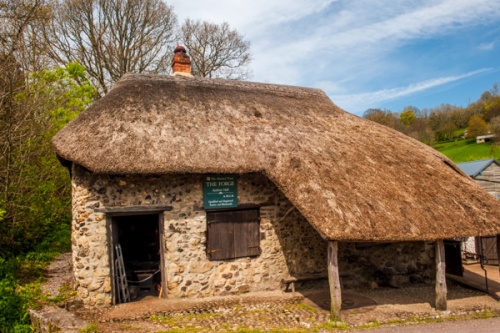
406, 118, 434, 144
363, 108, 396, 128
489, 116, 500, 152
400, 109, 416, 125
484, 96, 500, 121
435, 122, 458, 141
466, 115, 488, 139
0, 62, 95, 256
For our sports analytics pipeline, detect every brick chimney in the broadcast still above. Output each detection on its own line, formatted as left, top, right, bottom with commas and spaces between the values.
171, 45, 192, 77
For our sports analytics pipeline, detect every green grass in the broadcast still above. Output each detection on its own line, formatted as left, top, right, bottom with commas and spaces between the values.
0, 226, 72, 332
433, 138, 500, 163
80, 323, 99, 333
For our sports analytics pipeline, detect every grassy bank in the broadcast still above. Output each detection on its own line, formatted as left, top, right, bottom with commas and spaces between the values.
0, 226, 72, 332
433, 139, 500, 163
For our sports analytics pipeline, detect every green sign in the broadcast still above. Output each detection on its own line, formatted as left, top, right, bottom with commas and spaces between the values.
203, 175, 238, 209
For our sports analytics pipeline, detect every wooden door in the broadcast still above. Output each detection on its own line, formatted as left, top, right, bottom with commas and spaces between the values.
477, 236, 499, 265
234, 209, 260, 258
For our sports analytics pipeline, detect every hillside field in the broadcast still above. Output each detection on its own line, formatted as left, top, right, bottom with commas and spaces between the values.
433, 139, 500, 163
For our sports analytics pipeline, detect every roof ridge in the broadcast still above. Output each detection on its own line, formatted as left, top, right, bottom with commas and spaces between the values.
120, 73, 326, 98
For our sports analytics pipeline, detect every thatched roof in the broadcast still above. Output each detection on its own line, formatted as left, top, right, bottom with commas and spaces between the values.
53, 74, 500, 241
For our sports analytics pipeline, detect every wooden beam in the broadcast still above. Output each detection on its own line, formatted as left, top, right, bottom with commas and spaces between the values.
95, 205, 173, 214
159, 213, 168, 299
497, 235, 500, 276
435, 239, 447, 310
327, 241, 342, 321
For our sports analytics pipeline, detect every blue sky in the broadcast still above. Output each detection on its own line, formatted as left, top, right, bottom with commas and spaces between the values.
169, 0, 500, 116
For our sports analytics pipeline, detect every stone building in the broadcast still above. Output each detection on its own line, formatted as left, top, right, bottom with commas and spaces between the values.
52, 50, 500, 317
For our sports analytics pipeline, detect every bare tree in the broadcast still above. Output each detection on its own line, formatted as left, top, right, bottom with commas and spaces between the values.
179, 19, 251, 80
1, 0, 51, 71
0, 0, 63, 253
45, 0, 177, 96
1, 0, 47, 204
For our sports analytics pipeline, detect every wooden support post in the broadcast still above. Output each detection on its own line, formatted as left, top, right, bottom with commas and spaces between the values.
328, 241, 342, 321
435, 239, 447, 311
497, 235, 500, 276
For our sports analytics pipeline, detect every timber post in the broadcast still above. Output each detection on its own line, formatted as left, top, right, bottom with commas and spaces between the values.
327, 241, 342, 321
435, 239, 447, 311
497, 235, 500, 276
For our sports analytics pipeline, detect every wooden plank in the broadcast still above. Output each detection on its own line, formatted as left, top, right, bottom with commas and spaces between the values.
234, 209, 260, 258
480, 236, 498, 264
159, 213, 167, 298
497, 235, 500, 275
207, 211, 235, 260
283, 273, 328, 283
327, 241, 342, 321
95, 205, 173, 214
435, 240, 447, 311
108, 216, 118, 304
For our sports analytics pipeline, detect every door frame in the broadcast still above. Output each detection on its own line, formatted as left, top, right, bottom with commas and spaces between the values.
106, 210, 167, 304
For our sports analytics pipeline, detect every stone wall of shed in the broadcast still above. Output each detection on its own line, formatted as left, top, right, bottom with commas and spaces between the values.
70, 165, 327, 305
71, 165, 435, 306
339, 242, 435, 289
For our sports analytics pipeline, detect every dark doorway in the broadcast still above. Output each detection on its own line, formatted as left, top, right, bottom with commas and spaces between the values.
111, 214, 162, 303
444, 240, 463, 276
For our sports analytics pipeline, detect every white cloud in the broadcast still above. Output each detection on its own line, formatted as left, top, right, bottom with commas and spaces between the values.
167, 1, 500, 111
329, 68, 492, 114
243, 0, 499, 85
168, 0, 336, 35
478, 42, 495, 51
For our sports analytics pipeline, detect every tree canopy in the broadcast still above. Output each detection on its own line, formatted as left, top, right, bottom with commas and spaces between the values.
466, 115, 488, 139
43, 2, 253, 96
363, 85, 500, 145
0, 0, 254, 259
400, 109, 416, 125
45, 0, 178, 97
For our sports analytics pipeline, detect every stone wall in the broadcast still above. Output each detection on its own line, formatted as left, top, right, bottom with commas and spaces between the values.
71, 165, 435, 306
71, 166, 326, 305
339, 242, 435, 289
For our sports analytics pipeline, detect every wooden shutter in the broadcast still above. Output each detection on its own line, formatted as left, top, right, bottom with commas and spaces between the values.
234, 209, 260, 258
207, 211, 235, 260
206, 208, 260, 260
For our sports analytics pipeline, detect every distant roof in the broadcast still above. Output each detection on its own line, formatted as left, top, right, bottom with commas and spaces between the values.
457, 159, 499, 178
52, 74, 500, 242
476, 134, 496, 139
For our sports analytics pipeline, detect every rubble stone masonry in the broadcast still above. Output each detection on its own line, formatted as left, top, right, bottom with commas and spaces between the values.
71, 165, 434, 306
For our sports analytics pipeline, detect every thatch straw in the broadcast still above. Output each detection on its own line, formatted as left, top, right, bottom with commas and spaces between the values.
53, 74, 500, 241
